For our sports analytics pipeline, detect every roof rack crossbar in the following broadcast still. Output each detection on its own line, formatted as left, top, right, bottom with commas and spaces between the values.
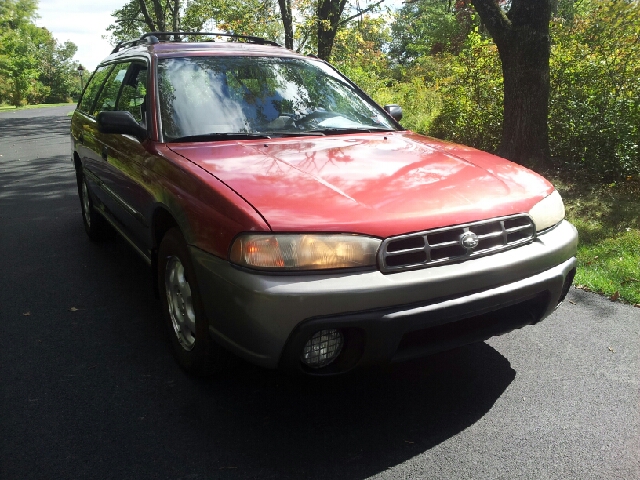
111, 31, 281, 53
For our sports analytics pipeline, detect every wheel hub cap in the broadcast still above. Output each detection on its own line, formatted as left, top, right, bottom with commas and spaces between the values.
165, 256, 196, 351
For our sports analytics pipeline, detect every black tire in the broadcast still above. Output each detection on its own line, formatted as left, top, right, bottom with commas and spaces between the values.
79, 173, 108, 241
158, 228, 219, 376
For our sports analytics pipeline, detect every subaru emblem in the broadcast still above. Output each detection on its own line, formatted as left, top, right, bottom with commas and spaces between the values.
461, 231, 479, 249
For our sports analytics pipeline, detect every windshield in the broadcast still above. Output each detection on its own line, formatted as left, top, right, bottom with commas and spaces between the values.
157, 56, 398, 141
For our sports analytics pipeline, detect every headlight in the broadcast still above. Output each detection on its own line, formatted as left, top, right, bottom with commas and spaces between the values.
229, 234, 381, 271
529, 190, 565, 232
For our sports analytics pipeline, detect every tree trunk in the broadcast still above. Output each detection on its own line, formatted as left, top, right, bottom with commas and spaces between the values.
496, 24, 551, 163
317, 0, 348, 60
278, 0, 294, 50
471, 0, 552, 166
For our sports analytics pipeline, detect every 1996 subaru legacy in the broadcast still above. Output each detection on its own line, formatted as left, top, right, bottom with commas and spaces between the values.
70, 32, 578, 375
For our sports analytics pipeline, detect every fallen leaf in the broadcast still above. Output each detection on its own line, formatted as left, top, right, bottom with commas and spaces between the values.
23, 311, 31, 316
69, 307, 79, 312
608, 346, 616, 353
610, 291, 620, 301
568, 300, 576, 305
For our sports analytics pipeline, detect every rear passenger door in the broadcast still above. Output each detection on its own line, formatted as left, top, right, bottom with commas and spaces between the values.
83, 62, 133, 218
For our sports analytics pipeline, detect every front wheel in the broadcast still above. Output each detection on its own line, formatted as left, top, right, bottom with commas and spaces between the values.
158, 228, 219, 375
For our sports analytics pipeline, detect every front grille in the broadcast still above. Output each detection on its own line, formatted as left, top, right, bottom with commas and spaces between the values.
379, 214, 535, 273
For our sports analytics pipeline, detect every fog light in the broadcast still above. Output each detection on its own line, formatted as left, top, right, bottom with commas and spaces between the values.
301, 329, 344, 368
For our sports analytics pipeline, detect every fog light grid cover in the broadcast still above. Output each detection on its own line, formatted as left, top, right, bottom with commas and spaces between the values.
301, 329, 344, 368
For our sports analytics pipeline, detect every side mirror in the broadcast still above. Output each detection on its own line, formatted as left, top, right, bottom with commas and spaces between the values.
384, 104, 403, 122
96, 111, 146, 141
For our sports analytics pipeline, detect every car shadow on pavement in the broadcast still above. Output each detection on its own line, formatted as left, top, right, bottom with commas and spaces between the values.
181, 342, 515, 479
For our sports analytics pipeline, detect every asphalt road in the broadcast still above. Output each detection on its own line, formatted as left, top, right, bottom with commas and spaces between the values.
1, 106, 638, 480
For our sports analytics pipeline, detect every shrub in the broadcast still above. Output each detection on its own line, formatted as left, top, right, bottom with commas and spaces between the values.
427, 31, 503, 153
549, 0, 640, 179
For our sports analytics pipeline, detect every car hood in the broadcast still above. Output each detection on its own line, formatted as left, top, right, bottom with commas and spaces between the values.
168, 132, 554, 238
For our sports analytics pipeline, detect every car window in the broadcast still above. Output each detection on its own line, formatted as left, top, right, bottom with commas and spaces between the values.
78, 65, 112, 115
91, 62, 131, 117
116, 62, 148, 126
157, 56, 397, 140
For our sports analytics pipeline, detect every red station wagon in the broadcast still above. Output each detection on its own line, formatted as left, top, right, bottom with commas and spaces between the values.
70, 32, 578, 375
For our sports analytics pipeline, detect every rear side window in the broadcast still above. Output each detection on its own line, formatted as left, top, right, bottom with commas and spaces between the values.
91, 63, 131, 117
78, 66, 112, 114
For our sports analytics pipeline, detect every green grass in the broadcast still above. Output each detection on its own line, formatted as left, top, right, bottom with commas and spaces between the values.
0, 102, 75, 111
552, 176, 640, 305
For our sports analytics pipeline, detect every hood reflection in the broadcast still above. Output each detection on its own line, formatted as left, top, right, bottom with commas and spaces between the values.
169, 132, 553, 237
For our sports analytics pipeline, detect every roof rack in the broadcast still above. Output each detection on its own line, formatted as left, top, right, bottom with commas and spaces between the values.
111, 31, 282, 54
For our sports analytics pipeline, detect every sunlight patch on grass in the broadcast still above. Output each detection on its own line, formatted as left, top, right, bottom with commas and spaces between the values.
555, 176, 640, 305
573, 227, 640, 304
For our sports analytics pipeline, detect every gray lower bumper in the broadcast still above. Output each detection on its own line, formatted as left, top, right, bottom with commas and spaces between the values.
190, 220, 578, 370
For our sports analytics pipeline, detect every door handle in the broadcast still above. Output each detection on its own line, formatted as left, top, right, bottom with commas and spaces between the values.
101, 146, 108, 160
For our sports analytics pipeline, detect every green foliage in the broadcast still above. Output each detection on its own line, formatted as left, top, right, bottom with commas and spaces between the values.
549, 0, 640, 180
427, 31, 503, 152
35, 38, 79, 103
0, 0, 81, 106
389, 0, 476, 62
106, 0, 182, 43
557, 176, 640, 305
105, 0, 149, 42
0, 0, 40, 106
182, 0, 282, 41
330, 16, 390, 87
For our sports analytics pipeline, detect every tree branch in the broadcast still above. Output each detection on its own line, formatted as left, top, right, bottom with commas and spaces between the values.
470, 0, 511, 41
339, 0, 387, 27
138, 0, 157, 31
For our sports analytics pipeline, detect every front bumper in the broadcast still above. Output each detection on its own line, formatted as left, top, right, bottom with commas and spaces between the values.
190, 220, 578, 373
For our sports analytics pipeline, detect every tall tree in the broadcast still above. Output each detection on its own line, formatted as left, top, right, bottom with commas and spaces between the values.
106, 0, 182, 43
317, 0, 348, 59
470, 0, 552, 165
36, 34, 80, 103
181, 0, 281, 41
277, 0, 294, 49
389, 0, 476, 63
0, 0, 40, 106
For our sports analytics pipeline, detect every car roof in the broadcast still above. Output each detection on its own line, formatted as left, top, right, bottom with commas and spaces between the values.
100, 39, 303, 65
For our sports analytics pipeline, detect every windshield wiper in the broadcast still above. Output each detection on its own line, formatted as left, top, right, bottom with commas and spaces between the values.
307, 127, 395, 135
262, 131, 326, 137
168, 132, 272, 142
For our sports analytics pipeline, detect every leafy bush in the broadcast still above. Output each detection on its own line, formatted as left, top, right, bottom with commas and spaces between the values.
427, 31, 503, 152
549, 0, 640, 179
369, 76, 441, 134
